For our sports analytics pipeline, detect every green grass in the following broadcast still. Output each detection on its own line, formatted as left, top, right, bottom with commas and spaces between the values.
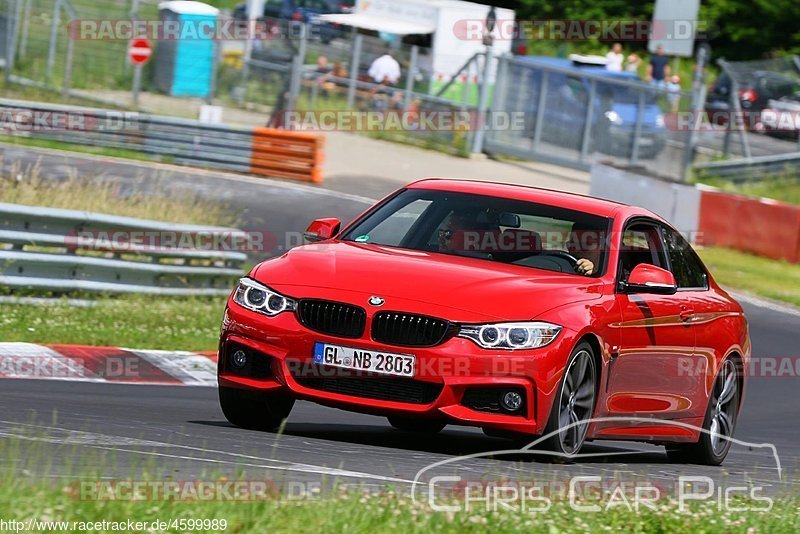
0, 470, 797, 533
0, 160, 233, 225
695, 176, 800, 206
0, 135, 157, 163
0, 295, 227, 351
699, 247, 800, 307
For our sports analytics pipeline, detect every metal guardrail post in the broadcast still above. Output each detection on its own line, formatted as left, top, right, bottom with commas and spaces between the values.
346, 31, 362, 109
630, 89, 645, 165
579, 78, 597, 162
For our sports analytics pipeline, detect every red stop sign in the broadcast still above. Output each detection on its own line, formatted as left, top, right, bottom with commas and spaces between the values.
128, 38, 152, 65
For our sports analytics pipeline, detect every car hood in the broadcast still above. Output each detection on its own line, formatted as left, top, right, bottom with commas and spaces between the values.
250, 241, 604, 322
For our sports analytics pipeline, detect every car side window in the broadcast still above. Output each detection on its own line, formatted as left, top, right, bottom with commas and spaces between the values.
357, 199, 433, 246
663, 228, 708, 290
618, 222, 667, 283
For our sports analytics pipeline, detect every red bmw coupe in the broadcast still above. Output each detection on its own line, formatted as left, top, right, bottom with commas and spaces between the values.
218, 179, 749, 465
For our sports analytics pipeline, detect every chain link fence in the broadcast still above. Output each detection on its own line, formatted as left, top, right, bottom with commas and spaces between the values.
1, 0, 798, 182
486, 55, 694, 180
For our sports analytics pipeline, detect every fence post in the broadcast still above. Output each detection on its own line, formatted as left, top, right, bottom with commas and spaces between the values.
579, 78, 596, 162
346, 30, 362, 109
470, 44, 494, 155
4, 0, 16, 84
532, 69, 548, 151
403, 44, 418, 111
461, 59, 472, 107
630, 89, 645, 165
207, 36, 221, 104
681, 44, 710, 181
18, 0, 29, 60
10, 0, 22, 68
61, 33, 74, 98
46, 0, 61, 79
490, 54, 508, 144
285, 21, 308, 118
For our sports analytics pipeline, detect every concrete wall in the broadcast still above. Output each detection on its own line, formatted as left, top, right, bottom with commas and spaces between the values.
589, 162, 701, 237
698, 189, 800, 264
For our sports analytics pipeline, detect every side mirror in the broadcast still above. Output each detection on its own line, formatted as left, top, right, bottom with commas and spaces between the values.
623, 264, 677, 295
304, 218, 341, 243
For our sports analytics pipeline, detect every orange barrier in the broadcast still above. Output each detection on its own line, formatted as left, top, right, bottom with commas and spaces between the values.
249, 128, 325, 183
698, 189, 800, 263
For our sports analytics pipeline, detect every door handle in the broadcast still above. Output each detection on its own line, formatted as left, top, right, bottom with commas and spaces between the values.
679, 307, 695, 322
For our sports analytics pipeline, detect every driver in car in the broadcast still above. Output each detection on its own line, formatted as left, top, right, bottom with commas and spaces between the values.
440, 211, 602, 277
567, 223, 604, 276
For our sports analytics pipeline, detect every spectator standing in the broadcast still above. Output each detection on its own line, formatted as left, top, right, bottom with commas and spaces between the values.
647, 45, 671, 87
605, 43, 624, 72
626, 53, 641, 74
368, 51, 402, 85
667, 75, 682, 111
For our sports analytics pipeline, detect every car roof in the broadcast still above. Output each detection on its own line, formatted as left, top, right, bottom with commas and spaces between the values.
517, 56, 641, 81
407, 178, 636, 218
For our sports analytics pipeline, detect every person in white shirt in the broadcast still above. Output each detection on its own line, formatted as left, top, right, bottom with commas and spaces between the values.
368, 52, 402, 85
605, 43, 624, 72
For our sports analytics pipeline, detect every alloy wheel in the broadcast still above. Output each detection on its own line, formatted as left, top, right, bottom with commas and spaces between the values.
557, 349, 596, 455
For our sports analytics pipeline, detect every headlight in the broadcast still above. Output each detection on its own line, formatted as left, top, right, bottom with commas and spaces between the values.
458, 322, 562, 350
232, 278, 296, 316
604, 110, 623, 125
656, 114, 665, 127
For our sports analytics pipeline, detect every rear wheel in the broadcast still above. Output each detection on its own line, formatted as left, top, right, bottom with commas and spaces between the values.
387, 416, 446, 434
219, 386, 294, 431
539, 342, 597, 459
666, 358, 740, 465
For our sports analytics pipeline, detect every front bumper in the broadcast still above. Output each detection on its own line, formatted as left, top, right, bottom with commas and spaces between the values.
218, 302, 576, 435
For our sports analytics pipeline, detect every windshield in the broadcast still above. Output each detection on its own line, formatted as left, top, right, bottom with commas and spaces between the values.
342, 189, 611, 276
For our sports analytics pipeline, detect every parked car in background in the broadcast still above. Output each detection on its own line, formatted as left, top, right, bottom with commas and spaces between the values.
758, 92, 800, 139
233, 0, 352, 42
517, 56, 667, 159
705, 71, 800, 128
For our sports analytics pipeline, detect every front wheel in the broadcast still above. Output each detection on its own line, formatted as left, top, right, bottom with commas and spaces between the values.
387, 416, 446, 433
539, 342, 598, 459
666, 358, 740, 465
219, 386, 294, 431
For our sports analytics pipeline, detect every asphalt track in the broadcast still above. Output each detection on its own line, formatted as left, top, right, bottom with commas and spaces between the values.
0, 145, 798, 496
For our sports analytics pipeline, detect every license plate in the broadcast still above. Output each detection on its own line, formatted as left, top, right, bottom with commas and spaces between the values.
313, 342, 415, 378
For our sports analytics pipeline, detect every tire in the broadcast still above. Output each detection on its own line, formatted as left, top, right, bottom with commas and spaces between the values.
387, 416, 446, 434
538, 341, 598, 459
666, 358, 740, 465
219, 386, 294, 431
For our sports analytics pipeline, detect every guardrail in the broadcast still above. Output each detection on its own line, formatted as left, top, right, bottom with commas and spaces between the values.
693, 152, 800, 182
0, 202, 249, 295
0, 98, 325, 183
